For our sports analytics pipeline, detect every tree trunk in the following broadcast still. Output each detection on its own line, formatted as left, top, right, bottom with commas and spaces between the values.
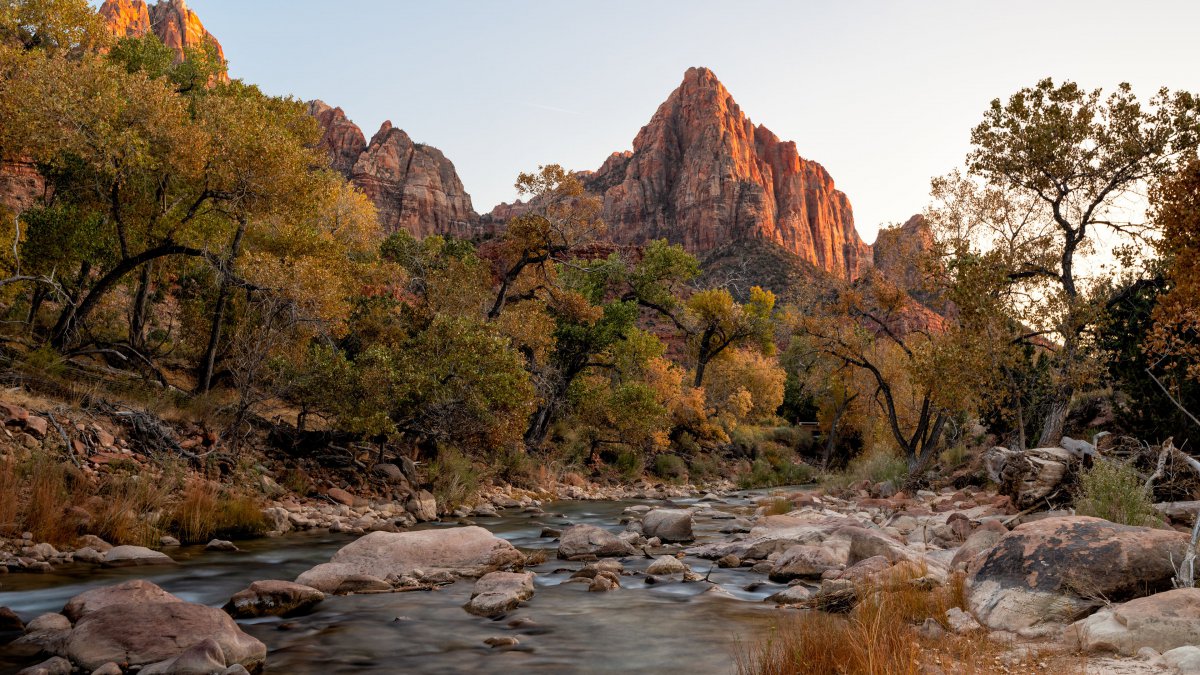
129, 261, 153, 351
197, 218, 247, 394
1037, 397, 1071, 447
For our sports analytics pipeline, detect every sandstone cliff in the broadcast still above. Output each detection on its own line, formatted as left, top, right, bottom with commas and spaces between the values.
489, 67, 872, 281
99, 0, 227, 77
307, 100, 367, 179
873, 214, 934, 292
307, 102, 482, 238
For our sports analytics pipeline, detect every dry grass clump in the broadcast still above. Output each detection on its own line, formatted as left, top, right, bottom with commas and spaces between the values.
757, 496, 794, 516
0, 455, 20, 535
165, 478, 267, 544
737, 570, 1082, 675
24, 456, 88, 544
88, 473, 175, 546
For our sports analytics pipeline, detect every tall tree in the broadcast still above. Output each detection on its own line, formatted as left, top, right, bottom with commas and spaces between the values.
935, 79, 1200, 445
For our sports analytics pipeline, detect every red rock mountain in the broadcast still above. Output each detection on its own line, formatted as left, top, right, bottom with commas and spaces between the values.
873, 214, 934, 292
307, 101, 481, 238
490, 67, 873, 281
99, 0, 227, 77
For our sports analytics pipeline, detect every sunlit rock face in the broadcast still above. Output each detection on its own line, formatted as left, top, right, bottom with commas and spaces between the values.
307, 103, 482, 238
99, 0, 228, 79
490, 67, 873, 281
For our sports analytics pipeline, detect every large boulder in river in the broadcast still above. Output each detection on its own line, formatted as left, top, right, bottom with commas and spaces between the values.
557, 524, 637, 559
966, 516, 1189, 636
769, 544, 845, 581
464, 571, 535, 617
224, 580, 325, 618
50, 581, 266, 671
101, 545, 175, 568
295, 526, 523, 593
62, 579, 181, 622
1065, 588, 1200, 656
641, 509, 694, 542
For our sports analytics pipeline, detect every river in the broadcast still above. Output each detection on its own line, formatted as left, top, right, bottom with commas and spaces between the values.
0, 492, 791, 674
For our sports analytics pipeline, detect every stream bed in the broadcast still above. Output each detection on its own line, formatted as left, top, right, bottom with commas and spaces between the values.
0, 492, 792, 674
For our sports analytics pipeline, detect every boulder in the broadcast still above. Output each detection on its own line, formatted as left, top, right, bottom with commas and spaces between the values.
557, 525, 637, 559
16, 656, 70, 675
295, 527, 523, 593
76, 534, 113, 552
13, 613, 71, 654
949, 520, 1007, 571
23, 415, 48, 439
406, 490, 438, 522
966, 516, 1189, 635
1164, 646, 1200, 674
101, 545, 175, 567
1066, 588, 1200, 656
224, 580, 325, 618
63, 579, 180, 622
139, 638, 226, 675
205, 539, 239, 552
769, 544, 844, 581
66, 601, 266, 671
641, 509, 694, 543
0, 605, 23, 632
327, 487, 356, 506
645, 555, 688, 575
766, 585, 813, 604
464, 571, 535, 617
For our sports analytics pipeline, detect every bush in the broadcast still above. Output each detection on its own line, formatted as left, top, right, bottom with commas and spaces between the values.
652, 454, 688, 483
92, 474, 173, 546
939, 444, 971, 469
1076, 459, 1161, 527
821, 448, 908, 491
738, 458, 816, 489
426, 446, 482, 510
494, 449, 540, 489
614, 449, 645, 482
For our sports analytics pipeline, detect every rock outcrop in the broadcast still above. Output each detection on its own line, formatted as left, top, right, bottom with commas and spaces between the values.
489, 67, 872, 281
99, 0, 227, 76
873, 215, 934, 292
1066, 588, 1200, 656
965, 516, 1190, 635
306, 103, 483, 238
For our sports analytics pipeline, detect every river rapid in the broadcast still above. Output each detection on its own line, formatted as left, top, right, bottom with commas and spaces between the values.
0, 492, 792, 674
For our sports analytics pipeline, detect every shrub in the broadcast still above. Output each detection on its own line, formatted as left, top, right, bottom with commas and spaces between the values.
737, 458, 815, 489
614, 449, 645, 482
426, 446, 482, 510
494, 449, 539, 489
758, 496, 793, 515
24, 457, 85, 544
0, 456, 18, 537
652, 454, 688, 483
1076, 459, 1161, 527
822, 448, 908, 491
939, 445, 971, 469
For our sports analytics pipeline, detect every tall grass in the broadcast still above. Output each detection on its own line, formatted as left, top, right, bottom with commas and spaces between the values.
427, 447, 482, 510
736, 569, 1076, 675
24, 457, 85, 544
0, 456, 18, 536
90, 474, 174, 546
1075, 459, 1162, 527
165, 478, 268, 544
820, 447, 908, 492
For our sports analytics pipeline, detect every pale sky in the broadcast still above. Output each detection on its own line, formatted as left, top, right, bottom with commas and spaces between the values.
108, 1, 1200, 244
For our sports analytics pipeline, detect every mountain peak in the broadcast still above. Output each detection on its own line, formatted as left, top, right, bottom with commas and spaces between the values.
99, 0, 227, 78
574, 66, 871, 280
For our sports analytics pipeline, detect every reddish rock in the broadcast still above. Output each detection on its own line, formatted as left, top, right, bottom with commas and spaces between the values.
350, 122, 479, 238
99, 0, 227, 78
0, 159, 47, 215
307, 100, 367, 178
23, 415, 48, 439
873, 215, 934, 292
0, 402, 28, 426
327, 487, 355, 506
488, 67, 872, 281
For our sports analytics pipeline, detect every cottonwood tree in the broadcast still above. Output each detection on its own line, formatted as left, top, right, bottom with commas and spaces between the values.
933, 78, 1200, 445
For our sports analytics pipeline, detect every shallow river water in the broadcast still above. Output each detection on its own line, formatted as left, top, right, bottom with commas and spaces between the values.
0, 492, 794, 674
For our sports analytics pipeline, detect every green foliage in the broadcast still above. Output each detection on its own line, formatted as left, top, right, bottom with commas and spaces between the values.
652, 454, 688, 483
822, 448, 909, 491
426, 446, 482, 510
1076, 459, 1162, 527
738, 458, 815, 490
613, 449, 645, 482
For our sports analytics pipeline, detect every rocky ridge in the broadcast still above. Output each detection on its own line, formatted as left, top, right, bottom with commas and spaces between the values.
489, 67, 875, 282
98, 0, 228, 78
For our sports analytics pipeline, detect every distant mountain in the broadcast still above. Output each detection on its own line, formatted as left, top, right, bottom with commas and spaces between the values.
490, 67, 873, 281
307, 101, 481, 239
98, 0, 227, 79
